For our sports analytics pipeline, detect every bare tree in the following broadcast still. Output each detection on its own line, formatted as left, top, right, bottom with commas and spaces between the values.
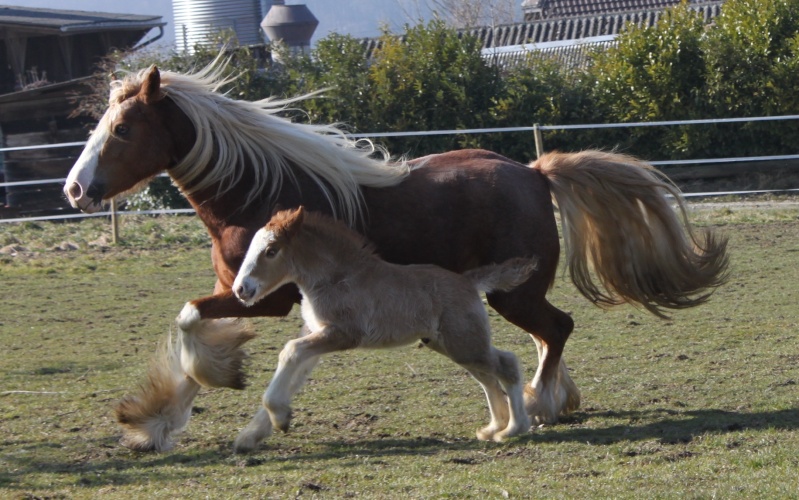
395, 0, 520, 29
429, 0, 520, 28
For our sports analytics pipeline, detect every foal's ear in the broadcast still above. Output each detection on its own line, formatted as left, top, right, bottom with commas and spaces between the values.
284, 206, 305, 239
140, 65, 163, 103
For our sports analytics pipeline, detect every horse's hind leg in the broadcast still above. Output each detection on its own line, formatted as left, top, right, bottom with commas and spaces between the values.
488, 292, 580, 425
529, 332, 581, 421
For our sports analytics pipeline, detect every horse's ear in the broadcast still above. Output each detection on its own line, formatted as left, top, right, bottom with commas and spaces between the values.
141, 65, 162, 103
284, 206, 305, 239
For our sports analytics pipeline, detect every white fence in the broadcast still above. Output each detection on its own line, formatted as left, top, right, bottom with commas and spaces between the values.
3, 114, 799, 228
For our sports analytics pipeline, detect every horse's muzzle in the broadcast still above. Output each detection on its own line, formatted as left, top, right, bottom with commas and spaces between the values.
64, 181, 104, 213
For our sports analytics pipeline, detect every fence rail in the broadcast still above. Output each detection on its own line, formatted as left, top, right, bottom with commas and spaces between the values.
3, 114, 799, 231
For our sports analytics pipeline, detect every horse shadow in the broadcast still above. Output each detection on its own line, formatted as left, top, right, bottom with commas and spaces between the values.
535, 406, 799, 446
2, 407, 797, 490
187, 406, 799, 468
295, 407, 799, 461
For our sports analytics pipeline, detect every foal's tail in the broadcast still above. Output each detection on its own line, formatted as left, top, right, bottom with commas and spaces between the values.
532, 150, 729, 318
466, 257, 539, 294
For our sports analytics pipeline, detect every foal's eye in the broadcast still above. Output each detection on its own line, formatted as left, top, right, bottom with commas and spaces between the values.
265, 247, 278, 258
114, 124, 130, 136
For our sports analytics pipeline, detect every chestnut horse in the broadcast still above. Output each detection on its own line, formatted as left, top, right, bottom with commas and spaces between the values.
64, 62, 728, 452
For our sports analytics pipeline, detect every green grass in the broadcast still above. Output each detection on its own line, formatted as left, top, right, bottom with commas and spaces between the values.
1, 201, 798, 498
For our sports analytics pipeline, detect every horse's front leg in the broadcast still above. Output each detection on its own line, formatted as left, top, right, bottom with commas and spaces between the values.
176, 286, 298, 389
116, 285, 299, 452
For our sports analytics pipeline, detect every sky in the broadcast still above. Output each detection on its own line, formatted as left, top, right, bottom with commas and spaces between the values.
2, 0, 446, 50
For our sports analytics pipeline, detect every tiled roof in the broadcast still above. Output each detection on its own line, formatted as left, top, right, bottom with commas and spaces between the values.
483, 35, 617, 71
468, 1, 723, 49
521, 0, 718, 21
476, 1, 723, 70
358, 0, 724, 66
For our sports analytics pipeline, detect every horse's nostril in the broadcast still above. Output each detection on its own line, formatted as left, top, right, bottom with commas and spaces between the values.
235, 284, 246, 299
67, 182, 83, 200
86, 184, 102, 202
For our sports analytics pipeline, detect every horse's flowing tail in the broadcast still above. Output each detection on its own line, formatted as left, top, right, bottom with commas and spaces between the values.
115, 316, 255, 452
532, 150, 729, 318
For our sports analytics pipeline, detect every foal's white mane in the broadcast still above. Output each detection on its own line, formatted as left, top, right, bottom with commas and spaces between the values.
112, 60, 410, 224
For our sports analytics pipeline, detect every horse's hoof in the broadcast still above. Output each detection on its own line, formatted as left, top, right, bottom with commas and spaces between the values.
119, 432, 172, 453
563, 388, 582, 414
476, 425, 499, 441
523, 386, 559, 425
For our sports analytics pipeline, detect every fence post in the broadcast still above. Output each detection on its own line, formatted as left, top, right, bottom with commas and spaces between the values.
533, 123, 544, 158
110, 198, 119, 244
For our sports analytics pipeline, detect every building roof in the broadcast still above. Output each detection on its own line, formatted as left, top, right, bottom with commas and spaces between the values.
468, 1, 724, 49
521, 0, 718, 21
359, 1, 724, 60
483, 34, 617, 71
0, 5, 165, 35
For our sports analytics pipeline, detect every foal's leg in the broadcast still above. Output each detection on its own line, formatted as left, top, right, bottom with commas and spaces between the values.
464, 367, 512, 441
116, 286, 298, 452
426, 329, 529, 442
460, 347, 530, 442
234, 325, 320, 453
489, 349, 531, 441
264, 326, 356, 433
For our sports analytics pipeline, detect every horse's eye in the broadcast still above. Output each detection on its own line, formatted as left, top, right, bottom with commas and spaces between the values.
114, 124, 129, 136
265, 247, 278, 258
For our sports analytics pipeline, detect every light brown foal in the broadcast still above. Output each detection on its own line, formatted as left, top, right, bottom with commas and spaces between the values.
231, 206, 537, 451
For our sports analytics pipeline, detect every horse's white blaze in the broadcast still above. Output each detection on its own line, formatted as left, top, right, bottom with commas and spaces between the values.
233, 229, 288, 306
64, 123, 109, 213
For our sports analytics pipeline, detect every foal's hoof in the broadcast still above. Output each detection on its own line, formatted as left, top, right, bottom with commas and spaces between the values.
476, 425, 501, 441
233, 433, 262, 454
492, 422, 530, 442
267, 406, 292, 433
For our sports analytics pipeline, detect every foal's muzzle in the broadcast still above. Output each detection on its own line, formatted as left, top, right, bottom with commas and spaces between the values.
233, 281, 258, 306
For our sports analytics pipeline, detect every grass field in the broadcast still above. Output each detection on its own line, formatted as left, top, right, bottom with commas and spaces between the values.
1, 199, 798, 498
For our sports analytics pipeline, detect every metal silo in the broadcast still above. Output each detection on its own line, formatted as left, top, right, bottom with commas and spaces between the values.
261, 0, 318, 49
173, 0, 263, 52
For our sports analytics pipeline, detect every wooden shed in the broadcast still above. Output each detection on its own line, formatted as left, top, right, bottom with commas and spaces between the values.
0, 5, 164, 217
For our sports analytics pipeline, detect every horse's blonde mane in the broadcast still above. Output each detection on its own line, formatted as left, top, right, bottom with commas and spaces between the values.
112, 59, 409, 224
